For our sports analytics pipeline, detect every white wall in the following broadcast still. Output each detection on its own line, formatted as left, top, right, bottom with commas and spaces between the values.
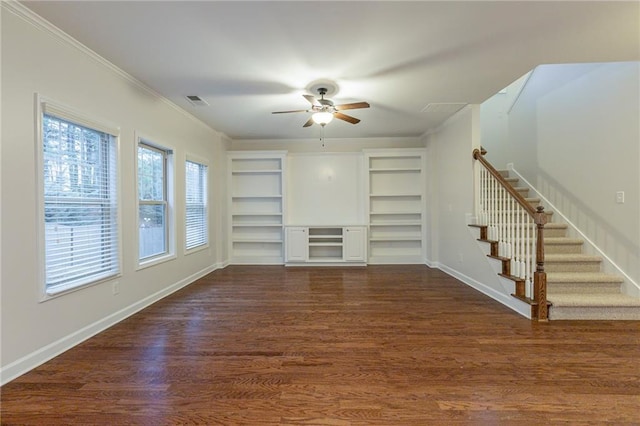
231, 136, 424, 153
480, 72, 530, 168
508, 62, 640, 286
425, 106, 531, 317
286, 153, 365, 226
1, 4, 226, 383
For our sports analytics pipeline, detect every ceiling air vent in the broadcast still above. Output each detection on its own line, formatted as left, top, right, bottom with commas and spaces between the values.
186, 95, 209, 107
421, 103, 467, 114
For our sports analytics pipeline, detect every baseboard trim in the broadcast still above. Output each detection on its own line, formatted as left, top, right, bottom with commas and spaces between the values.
1, 263, 221, 386
437, 263, 532, 319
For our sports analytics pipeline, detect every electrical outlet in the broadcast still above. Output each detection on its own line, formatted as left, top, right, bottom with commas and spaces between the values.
112, 281, 120, 295
616, 191, 625, 204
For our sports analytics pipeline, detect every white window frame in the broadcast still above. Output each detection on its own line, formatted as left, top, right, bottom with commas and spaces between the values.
184, 154, 209, 254
135, 134, 176, 269
36, 95, 122, 300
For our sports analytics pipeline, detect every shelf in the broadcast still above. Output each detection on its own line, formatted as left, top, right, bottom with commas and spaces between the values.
232, 239, 283, 243
305, 257, 344, 263
232, 212, 282, 216
308, 244, 343, 260
229, 153, 286, 265
308, 227, 343, 235
232, 194, 282, 199
369, 240, 422, 258
366, 150, 425, 265
370, 210, 422, 215
308, 242, 342, 247
369, 193, 422, 197
369, 236, 422, 242
232, 223, 282, 227
231, 169, 281, 174
232, 197, 282, 215
230, 157, 283, 172
370, 221, 422, 226
369, 167, 422, 172
368, 155, 423, 170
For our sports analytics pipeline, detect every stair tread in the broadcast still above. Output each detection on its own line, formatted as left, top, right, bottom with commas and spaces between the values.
546, 272, 624, 283
547, 293, 640, 307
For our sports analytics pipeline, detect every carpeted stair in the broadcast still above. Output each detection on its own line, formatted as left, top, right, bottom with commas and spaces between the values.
502, 171, 640, 320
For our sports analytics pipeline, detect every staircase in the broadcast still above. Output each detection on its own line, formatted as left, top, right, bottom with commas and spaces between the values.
498, 171, 640, 320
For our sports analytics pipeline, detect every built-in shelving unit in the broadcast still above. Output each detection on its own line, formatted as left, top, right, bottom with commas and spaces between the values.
228, 151, 287, 264
285, 226, 366, 265
308, 227, 344, 262
365, 150, 426, 264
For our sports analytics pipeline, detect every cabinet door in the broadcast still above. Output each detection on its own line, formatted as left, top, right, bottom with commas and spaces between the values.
286, 227, 308, 262
343, 227, 366, 262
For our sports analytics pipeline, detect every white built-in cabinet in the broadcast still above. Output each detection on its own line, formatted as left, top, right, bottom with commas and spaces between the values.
285, 227, 307, 262
228, 151, 286, 264
227, 149, 425, 266
364, 149, 426, 264
343, 226, 366, 261
285, 226, 367, 265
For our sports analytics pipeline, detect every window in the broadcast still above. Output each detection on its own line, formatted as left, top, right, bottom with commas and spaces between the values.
137, 141, 173, 262
185, 159, 208, 251
40, 103, 119, 296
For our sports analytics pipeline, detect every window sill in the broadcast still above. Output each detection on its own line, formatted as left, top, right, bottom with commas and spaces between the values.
185, 243, 209, 256
41, 272, 120, 302
137, 253, 177, 271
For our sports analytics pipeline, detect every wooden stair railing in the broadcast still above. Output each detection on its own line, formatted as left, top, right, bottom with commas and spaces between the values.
472, 148, 548, 321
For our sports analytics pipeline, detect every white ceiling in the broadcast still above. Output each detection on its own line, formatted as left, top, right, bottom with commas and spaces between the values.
21, 1, 640, 140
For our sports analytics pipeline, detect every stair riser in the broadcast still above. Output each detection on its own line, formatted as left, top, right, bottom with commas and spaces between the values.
545, 244, 583, 254
547, 282, 622, 294
550, 307, 640, 320
543, 228, 567, 238
545, 262, 602, 273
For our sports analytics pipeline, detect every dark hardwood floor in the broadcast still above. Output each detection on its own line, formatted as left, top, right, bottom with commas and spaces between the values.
2, 265, 639, 425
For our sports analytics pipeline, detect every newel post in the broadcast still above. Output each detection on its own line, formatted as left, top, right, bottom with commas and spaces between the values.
534, 206, 548, 321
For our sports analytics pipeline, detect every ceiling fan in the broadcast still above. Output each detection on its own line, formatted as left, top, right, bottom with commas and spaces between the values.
272, 88, 370, 127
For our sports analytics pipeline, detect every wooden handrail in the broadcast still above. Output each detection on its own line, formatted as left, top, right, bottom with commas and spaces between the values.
473, 148, 548, 321
473, 148, 537, 218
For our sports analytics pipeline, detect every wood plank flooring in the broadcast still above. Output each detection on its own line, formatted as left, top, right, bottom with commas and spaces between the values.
2, 265, 639, 425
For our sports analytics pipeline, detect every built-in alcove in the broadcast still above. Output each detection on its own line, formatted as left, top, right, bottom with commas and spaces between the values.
228, 149, 426, 265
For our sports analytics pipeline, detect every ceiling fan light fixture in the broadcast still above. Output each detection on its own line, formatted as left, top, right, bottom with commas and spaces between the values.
312, 111, 333, 125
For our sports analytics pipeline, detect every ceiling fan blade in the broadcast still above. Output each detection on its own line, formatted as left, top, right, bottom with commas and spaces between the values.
302, 117, 315, 127
334, 102, 370, 111
303, 94, 320, 106
272, 109, 309, 114
334, 112, 361, 124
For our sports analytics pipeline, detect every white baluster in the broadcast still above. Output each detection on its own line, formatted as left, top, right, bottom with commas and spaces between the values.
519, 207, 526, 280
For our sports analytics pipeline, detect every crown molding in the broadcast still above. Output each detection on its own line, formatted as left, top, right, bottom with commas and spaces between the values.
2, 1, 219, 135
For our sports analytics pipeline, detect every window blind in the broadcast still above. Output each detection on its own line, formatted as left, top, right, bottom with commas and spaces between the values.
185, 160, 208, 250
138, 143, 168, 260
42, 114, 119, 294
